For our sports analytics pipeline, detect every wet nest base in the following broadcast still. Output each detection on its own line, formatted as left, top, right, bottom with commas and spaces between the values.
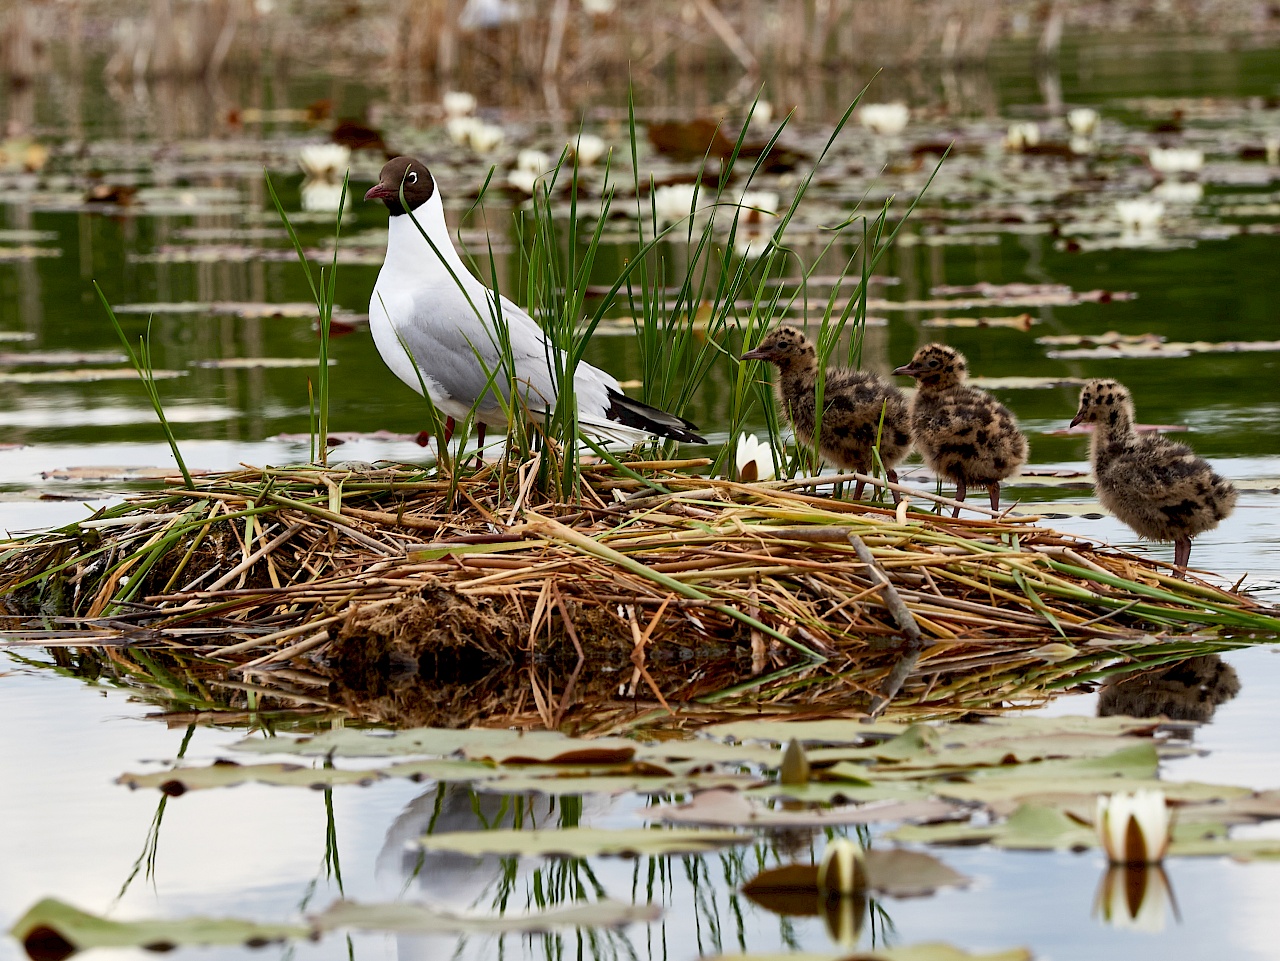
1, 460, 1277, 731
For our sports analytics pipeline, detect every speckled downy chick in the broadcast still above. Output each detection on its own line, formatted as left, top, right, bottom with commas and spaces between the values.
1070, 378, 1236, 573
893, 343, 1028, 515
741, 326, 912, 500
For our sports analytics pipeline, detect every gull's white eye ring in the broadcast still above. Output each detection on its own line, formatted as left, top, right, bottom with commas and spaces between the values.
407, 171, 418, 184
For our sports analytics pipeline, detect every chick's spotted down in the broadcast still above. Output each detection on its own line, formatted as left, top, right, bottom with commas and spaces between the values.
742, 326, 912, 500
893, 343, 1027, 515
1071, 379, 1236, 574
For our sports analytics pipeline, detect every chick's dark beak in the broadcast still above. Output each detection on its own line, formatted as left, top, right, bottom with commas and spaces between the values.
892, 363, 917, 377
1069, 412, 1084, 428
364, 182, 394, 201
741, 346, 772, 362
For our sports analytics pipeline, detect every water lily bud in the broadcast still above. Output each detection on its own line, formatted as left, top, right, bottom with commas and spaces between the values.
1096, 789, 1172, 865
779, 737, 810, 785
817, 838, 868, 896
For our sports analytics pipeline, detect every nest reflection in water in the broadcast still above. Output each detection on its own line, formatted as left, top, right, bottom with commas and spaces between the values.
2, 460, 1276, 732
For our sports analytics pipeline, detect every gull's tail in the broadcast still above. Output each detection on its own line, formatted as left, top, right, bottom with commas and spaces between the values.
595, 389, 707, 445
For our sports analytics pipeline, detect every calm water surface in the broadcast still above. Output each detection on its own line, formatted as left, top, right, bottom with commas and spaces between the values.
2, 37, 1280, 961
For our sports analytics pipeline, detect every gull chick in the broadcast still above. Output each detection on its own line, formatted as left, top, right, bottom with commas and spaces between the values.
1071, 379, 1236, 573
742, 326, 912, 500
893, 343, 1027, 515
364, 156, 705, 448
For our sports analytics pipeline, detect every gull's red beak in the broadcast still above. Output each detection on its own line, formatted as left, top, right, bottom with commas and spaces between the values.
364, 182, 394, 201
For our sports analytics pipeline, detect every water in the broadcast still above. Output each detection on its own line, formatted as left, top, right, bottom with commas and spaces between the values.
3, 35, 1280, 961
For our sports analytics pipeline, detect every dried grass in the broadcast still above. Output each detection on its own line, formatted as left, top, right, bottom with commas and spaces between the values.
2, 461, 1276, 730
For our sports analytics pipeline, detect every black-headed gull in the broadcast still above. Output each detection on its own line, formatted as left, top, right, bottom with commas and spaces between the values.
363, 156, 706, 448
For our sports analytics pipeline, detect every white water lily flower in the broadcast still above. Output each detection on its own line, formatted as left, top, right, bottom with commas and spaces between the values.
446, 115, 482, 146
748, 100, 774, 128
653, 183, 701, 226
469, 122, 505, 154
734, 230, 772, 260
442, 90, 477, 118
1067, 107, 1099, 138
517, 149, 552, 174
301, 179, 347, 212
817, 838, 868, 896
1004, 121, 1040, 151
572, 133, 606, 166
507, 168, 539, 195
1149, 146, 1204, 174
735, 433, 775, 482
1070, 135, 1095, 156
1096, 789, 1172, 864
1115, 198, 1165, 232
1152, 180, 1203, 204
1094, 864, 1173, 933
737, 189, 779, 222
297, 143, 350, 182
859, 102, 909, 137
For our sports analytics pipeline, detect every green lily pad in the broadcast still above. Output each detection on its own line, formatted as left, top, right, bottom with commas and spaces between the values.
708, 944, 1030, 961
311, 897, 661, 933
649, 788, 960, 828
231, 727, 637, 764
0, 367, 186, 384
117, 758, 495, 793
9, 898, 309, 957
701, 719, 907, 745
889, 803, 1097, 851
473, 771, 759, 797
940, 777, 1252, 806
412, 826, 746, 858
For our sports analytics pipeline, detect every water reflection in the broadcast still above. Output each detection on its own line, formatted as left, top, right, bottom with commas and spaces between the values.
1093, 864, 1179, 933
1098, 655, 1240, 724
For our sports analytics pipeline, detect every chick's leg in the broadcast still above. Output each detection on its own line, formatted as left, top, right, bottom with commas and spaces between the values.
952, 478, 967, 518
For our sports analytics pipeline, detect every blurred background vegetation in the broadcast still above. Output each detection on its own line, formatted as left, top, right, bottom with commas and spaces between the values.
4, 0, 1279, 98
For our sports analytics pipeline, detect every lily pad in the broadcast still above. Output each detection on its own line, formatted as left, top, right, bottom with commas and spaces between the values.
922, 314, 1037, 330
9, 898, 309, 958
311, 897, 662, 933
44, 466, 210, 482
709, 945, 1030, 961
412, 826, 746, 858
649, 788, 960, 827
889, 803, 1097, 851
967, 375, 1090, 389
231, 726, 637, 764
116, 757, 494, 793
0, 351, 127, 366
0, 367, 186, 384
191, 357, 333, 369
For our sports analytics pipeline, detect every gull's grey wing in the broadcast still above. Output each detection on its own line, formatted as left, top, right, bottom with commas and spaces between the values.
389, 286, 571, 419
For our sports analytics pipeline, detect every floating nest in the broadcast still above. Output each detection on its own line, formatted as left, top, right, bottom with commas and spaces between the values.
2, 458, 1276, 731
